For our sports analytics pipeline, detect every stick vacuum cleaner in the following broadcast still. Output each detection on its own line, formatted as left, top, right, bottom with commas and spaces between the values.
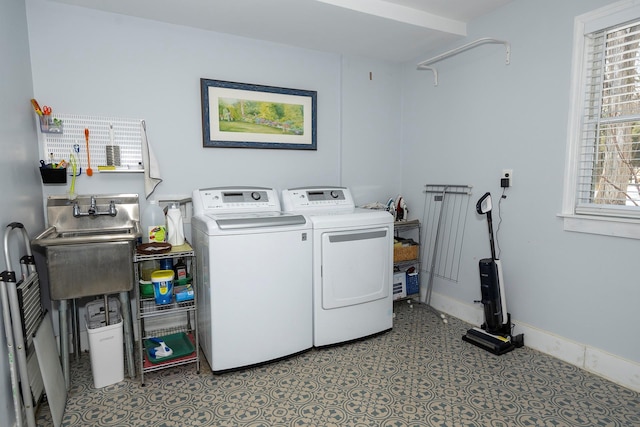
462, 192, 524, 355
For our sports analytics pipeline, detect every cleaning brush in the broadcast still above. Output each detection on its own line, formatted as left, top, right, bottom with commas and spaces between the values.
69, 153, 77, 200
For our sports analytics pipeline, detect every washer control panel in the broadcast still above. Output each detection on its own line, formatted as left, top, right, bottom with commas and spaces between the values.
193, 187, 280, 214
282, 187, 355, 211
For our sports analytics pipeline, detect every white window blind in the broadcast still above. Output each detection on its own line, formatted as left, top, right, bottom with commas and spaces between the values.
576, 19, 640, 218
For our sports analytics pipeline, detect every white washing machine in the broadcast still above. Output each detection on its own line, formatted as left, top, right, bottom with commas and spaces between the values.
281, 187, 394, 347
192, 187, 312, 372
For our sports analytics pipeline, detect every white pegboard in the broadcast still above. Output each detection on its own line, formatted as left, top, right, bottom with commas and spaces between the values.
42, 114, 144, 171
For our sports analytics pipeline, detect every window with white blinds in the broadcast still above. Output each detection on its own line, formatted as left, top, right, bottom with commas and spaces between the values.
576, 19, 640, 217
562, 1, 640, 238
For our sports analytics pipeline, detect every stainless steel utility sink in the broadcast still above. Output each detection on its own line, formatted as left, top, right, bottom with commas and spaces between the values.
35, 226, 137, 245
32, 194, 140, 300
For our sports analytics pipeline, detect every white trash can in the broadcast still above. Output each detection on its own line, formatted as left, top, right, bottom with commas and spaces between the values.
85, 299, 124, 388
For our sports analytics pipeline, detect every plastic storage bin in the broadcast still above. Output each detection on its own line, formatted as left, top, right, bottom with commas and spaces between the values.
85, 300, 124, 388
393, 238, 419, 262
39, 116, 63, 133
139, 280, 154, 298
393, 272, 407, 301
39, 166, 67, 184
406, 272, 419, 295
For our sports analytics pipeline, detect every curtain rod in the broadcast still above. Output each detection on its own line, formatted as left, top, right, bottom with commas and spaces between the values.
416, 37, 510, 86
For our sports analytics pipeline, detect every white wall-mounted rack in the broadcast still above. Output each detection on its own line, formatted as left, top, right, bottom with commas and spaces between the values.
40, 113, 144, 173
417, 37, 511, 86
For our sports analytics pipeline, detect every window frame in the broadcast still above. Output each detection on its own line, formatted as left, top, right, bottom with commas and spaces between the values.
561, 0, 640, 239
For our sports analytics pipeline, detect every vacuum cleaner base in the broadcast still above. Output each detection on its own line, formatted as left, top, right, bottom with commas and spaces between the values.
462, 327, 515, 355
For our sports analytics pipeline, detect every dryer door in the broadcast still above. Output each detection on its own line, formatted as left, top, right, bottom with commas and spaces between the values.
321, 227, 391, 309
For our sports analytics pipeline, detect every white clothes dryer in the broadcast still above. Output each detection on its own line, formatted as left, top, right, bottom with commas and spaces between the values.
192, 187, 312, 372
281, 187, 393, 347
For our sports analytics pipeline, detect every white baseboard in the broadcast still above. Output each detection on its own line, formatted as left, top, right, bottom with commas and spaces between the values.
429, 292, 640, 392
585, 346, 640, 392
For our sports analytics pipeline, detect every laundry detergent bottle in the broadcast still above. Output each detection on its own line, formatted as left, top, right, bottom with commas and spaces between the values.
141, 199, 166, 243
166, 202, 185, 246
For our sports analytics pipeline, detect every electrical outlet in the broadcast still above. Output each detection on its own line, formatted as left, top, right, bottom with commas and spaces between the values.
501, 169, 513, 188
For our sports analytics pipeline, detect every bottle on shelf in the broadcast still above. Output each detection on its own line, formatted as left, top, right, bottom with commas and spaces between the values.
166, 202, 185, 246
141, 200, 166, 243
174, 258, 188, 281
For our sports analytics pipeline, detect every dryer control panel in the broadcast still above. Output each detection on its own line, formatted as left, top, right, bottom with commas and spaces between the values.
193, 187, 280, 214
282, 187, 355, 211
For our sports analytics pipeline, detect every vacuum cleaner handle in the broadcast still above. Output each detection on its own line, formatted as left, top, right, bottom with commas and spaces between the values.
476, 192, 492, 215
476, 192, 497, 260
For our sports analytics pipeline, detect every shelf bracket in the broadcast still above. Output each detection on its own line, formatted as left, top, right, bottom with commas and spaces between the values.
417, 37, 511, 86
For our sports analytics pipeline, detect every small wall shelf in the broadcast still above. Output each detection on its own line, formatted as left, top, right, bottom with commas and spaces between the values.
417, 37, 511, 86
97, 166, 145, 173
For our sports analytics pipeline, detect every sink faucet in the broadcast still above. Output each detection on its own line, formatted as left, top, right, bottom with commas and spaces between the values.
73, 197, 118, 217
108, 200, 117, 216
88, 196, 97, 216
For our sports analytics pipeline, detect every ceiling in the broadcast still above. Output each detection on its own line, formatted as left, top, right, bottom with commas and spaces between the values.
50, 0, 512, 62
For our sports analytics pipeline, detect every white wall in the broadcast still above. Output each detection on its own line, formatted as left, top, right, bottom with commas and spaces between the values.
25, 0, 400, 211
340, 56, 402, 203
0, 1, 45, 425
27, 0, 340, 200
401, 0, 639, 371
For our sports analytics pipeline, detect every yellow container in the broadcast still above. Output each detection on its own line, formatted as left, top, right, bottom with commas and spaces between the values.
151, 270, 174, 305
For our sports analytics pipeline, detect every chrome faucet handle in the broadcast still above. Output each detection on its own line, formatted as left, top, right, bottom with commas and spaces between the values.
88, 196, 97, 215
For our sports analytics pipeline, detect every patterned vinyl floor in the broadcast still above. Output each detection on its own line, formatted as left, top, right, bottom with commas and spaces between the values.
36, 300, 640, 426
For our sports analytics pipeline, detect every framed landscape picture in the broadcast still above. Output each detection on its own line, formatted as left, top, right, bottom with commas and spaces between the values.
201, 79, 317, 150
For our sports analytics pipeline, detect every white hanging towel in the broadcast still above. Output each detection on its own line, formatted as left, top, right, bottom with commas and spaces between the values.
141, 120, 162, 199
